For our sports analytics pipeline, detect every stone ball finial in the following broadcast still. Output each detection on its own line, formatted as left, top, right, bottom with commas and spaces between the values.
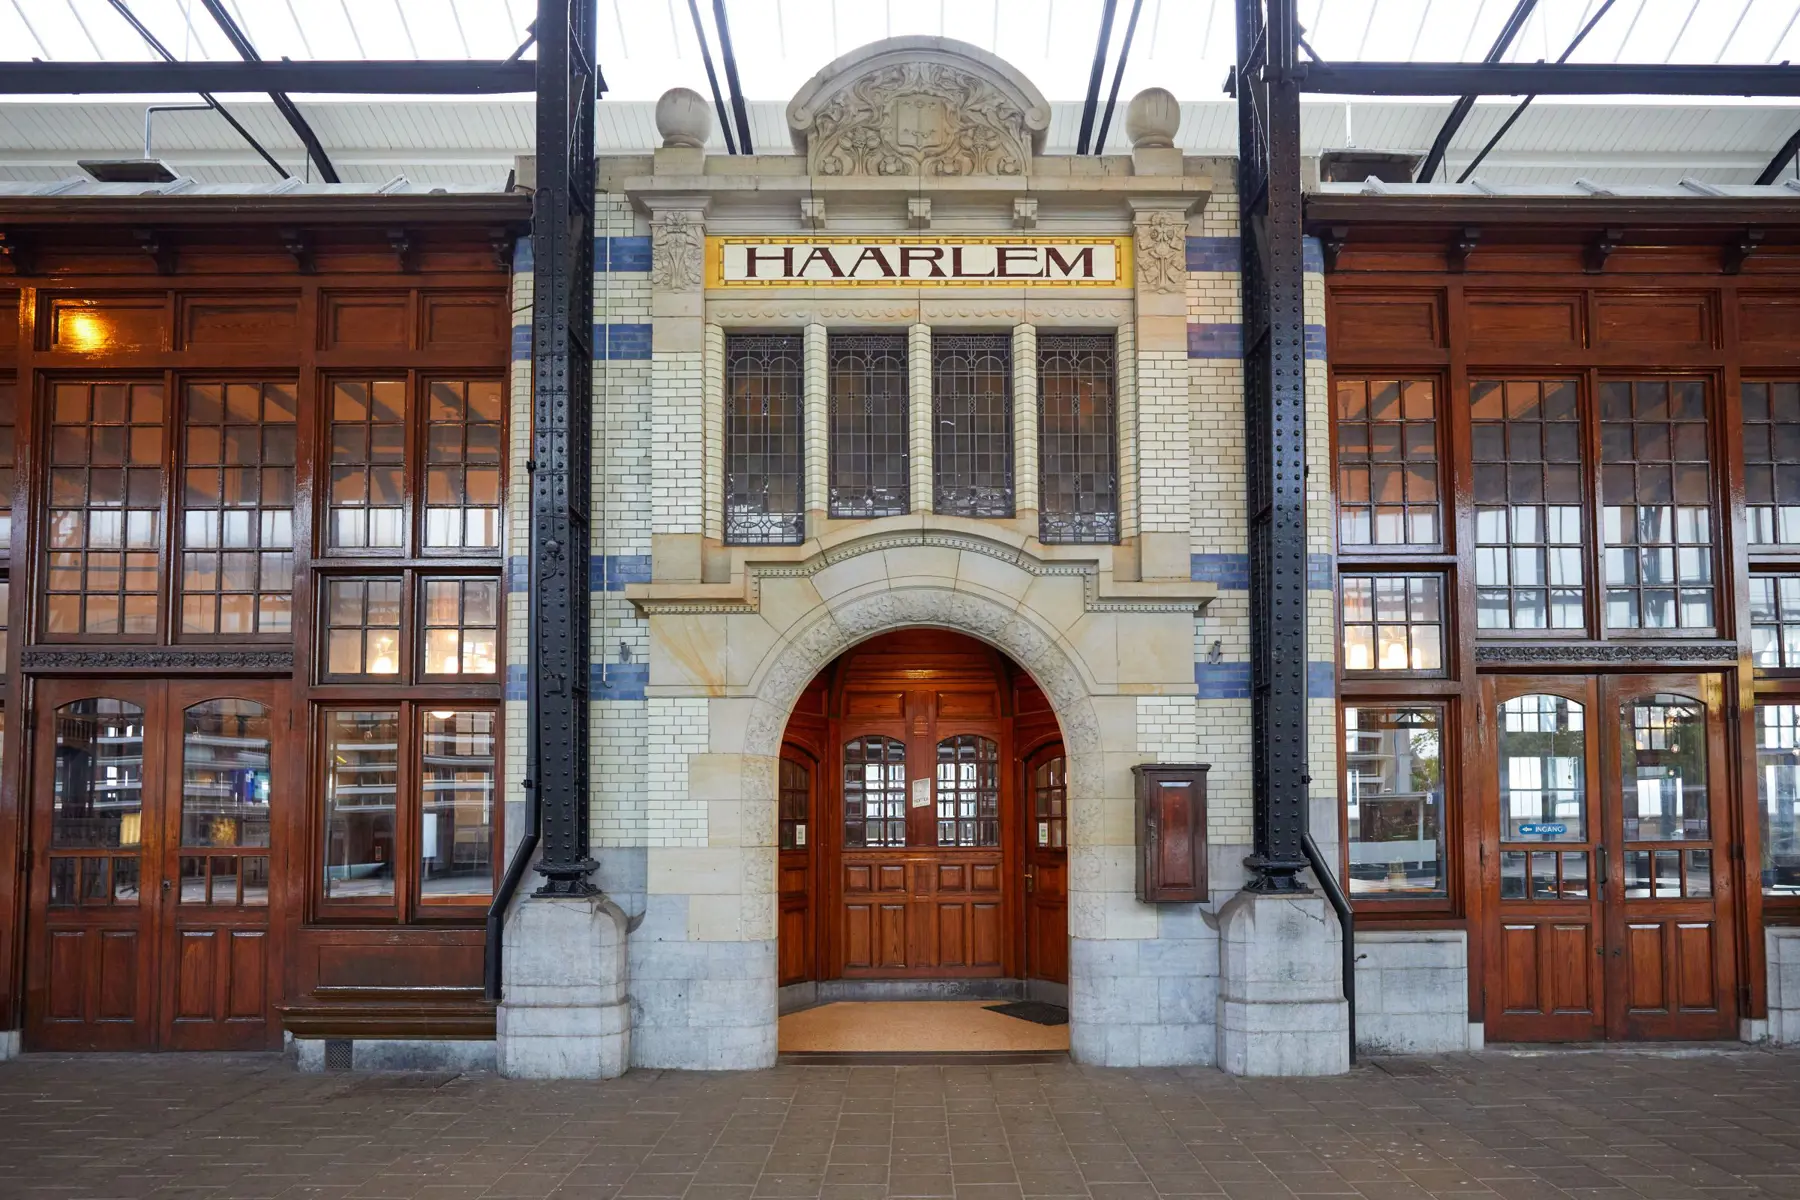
655, 87, 712, 149
1125, 87, 1181, 149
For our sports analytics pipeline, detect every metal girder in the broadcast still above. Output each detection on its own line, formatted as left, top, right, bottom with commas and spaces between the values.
712, 0, 755, 155
1757, 125, 1800, 185
1414, 0, 1537, 183
1076, 0, 1120, 155
1093, 0, 1145, 155
197, 0, 338, 182
1300, 61, 1800, 96
528, 0, 600, 898
1237, 0, 1311, 894
0, 59, 537, 95
685, 0, 737, 153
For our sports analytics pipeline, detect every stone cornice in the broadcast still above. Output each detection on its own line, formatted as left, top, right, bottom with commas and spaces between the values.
703, 294, 1134, 326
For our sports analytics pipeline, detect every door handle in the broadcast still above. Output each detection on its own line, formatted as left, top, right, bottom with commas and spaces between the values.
161, 879, 172, 892
1596, 844, 1607, 886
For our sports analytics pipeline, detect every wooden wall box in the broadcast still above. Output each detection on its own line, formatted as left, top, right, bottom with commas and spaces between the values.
1133, 764, 1209, 903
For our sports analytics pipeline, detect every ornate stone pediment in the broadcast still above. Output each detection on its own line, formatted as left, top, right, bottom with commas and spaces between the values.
787, 37, 1050, 178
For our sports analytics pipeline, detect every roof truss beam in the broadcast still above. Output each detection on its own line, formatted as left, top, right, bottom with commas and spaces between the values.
1414, 0, 1537, 183
0, 59, 536, 95
1300, 61, 1800, 96
197, 0, 339, 183
1756, 125, 1800, 185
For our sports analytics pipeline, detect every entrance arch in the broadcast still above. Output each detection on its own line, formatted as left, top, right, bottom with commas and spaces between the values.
630, 532, 1212, 1070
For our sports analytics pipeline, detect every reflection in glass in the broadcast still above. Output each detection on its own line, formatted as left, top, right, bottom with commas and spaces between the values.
1758, 704, 1800, 895
420, 710, 495, 899
843, 736, 906, 848
779, 758, 810, 850
1344, 706, 1444, 897
1498, 695, 1585, 843
52, 699, 146, 848
181, 700, 271, 847
1034, 756, 1067, 849
323, 710, 398, 900
1621, 694, 1707, 842
936, 735, 1000, 847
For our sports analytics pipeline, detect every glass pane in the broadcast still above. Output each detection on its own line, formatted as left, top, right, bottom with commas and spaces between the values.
1621, 694, 1708, 842
1498, 695, 1586, 843
725, 336, 806, 544
1033, 756, 1067, 849
1037, 334, 1118, 544
779, 757, 811, 851
933, 333, 1014, 519
328, 381, 407, 551
1602, 380, 1715, 631
180, 382, 296, 636
827, 334, 910, 519
1344, 706, 1445, 897
419, 710, 496, 900
423, 381, 504, 551
323, 710, 398, 901
1758, 704, 1800, 895
52, 699, 146, 848
936, 735, 1000, 847
181, 700, 272, 848
843, 735, 906, 848
1340, 379, 1440, 548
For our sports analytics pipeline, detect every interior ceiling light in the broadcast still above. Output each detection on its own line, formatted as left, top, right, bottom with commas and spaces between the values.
77, 158, 179, 183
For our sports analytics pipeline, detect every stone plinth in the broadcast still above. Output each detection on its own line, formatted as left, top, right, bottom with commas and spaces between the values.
1767, 928, 1800, 1044
1216, 890, 1350, 1076
497, 894, 631, 1079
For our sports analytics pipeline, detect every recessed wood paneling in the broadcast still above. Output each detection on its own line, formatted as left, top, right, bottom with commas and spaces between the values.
845, 864, 871, 892
877, 864, 906, 892
843, 904, 872, 968
877, 904, 906, 968
97, 930, 139, 1022
422, 292, 507, 349
1466, 293, 1583, 347
180, 297, 298, 348
937, 864, 966, 891
1595, 294, 1713, 348
971, 863, 1001, 892
48, 296, 166, 353
1548, 924, 1591, 1013
937, 904, 965, 965
971, 904, 1003, 967
176, 930, 215, 1020
315, 943, 481, 989
1330, 290, 1444, 352
937, 692, 995, 719
1739, 295, 1800, 348
47, 930, 87, 1021
844, 692, 904, 718
322, 292, 409, 349
1499, 925, 1541, 1013
1675, 923, 1716, 1012
1625, 924, 1668, 1012
227, 931, 267, 1019
780, 907, 809, 979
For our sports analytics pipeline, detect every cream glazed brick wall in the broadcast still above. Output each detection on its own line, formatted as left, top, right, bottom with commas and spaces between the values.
1136, 695, 1198, 759
646, 698, 709, 847
908, 324, 932, 512
1304, 256, 1340, 857
653, 350, 704, 534
1012, 324, 1038, 515
1116, 323, 1138, 540
1137, 350, 1192, 533
504, 245, 532, 858
701, 324, 725, 541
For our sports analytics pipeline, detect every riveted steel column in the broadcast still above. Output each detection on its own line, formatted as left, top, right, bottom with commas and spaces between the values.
529, 0, 599, 896
1238, 0, 1310, 893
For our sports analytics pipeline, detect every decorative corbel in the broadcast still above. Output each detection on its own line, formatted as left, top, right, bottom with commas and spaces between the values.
488, 227, 516, 272
0, 230, 33, 276
133, 227, 176, 275
799, 196, 826, 230
1448, 226, 1480, 273
386, 228, 416, 273
278, 227, 315, 274
1585, 227, 1623, 274
1724, 228, 1764, 275
907, 197, 932, 231
1013, 197, 1039, 230
1319, 224, 1349, 273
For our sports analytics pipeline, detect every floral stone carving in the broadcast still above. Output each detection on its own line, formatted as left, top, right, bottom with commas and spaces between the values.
1135, 211, 1189, 294
651, 211, 705, 291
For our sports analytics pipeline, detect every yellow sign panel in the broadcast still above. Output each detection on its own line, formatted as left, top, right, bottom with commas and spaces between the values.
706, 235, 1132, 289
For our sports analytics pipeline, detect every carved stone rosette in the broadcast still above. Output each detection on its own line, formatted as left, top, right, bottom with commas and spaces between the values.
1134, 211, 1189, 294
650, 211, 705, 291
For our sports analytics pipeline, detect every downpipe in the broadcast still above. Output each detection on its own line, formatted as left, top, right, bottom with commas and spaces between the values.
485, 778, 539, 1003
1301, 832, 1356, 1065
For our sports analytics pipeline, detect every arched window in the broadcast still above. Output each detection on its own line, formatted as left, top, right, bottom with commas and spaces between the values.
936, 734, 999, 847
844, 736, 906, 847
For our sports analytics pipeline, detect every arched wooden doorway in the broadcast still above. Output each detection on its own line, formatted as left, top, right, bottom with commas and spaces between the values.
778, 629, 1067, 996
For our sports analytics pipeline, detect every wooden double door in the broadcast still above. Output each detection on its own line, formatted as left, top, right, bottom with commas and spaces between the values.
24, 677, 289, 1051
777, 629, 1068, 987
1483, 673, 1738, 1041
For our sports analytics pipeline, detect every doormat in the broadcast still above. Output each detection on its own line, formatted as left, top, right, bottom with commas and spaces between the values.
984, 1001, 1068, 1026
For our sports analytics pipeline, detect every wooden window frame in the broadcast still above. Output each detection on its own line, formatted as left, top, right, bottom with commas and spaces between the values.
1337, 695, 1460, 918
1331, 372, 1447, 557
1338, 569, 1452, 681
1741, 378, 1800, 559
309, 700, 502, 926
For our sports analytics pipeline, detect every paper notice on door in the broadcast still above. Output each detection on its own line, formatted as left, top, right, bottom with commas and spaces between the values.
911, 778, 931, 808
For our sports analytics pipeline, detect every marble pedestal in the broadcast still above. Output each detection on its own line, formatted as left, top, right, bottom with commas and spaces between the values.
497, 893, 631, 1079
1216, 890, 1351, 1077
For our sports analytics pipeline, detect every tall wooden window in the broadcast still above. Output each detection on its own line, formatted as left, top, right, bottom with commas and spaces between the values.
724, 334, 805, 545
323, 578, 403, 678
418, 710, 496, 902
1038, 334, 1118, 544
1758, 703, 1800, 897
420, 578, 499, 677
1471, 379, 1584, 631
328, 380, 406, 551
828, 334, 909, 518
1744, 381, 1800, 546
1344, 704, 1446, 899
1032, 755, 1067, 849
843, 735, 906, 848
1600, 379, 1714, 631
180, 382, 297, 637
424, 381, 502, 550
933, 333, 1013, 518
44, 382, 164, 637
1752, 575, 1800, 670
1335, 378, 1439, 548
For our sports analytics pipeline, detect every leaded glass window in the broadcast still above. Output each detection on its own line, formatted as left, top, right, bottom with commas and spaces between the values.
1038, 334, 1118, 544
843, 735, 906, 848
1471, 379, 1584, 631
828, 334, 909, 518
933, 334, 1013, 518
724, 334, 805, 545
1600, 380, 1714, 631
936, 734, 1000, 847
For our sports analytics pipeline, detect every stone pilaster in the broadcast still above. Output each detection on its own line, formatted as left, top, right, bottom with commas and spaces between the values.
1115, 321, 1138, 543
1130, 199, 1198, 580
648, 204, 707, 582
701, 322, 724, 543
909, 322, 932, 513
804, 322, 828, 529
1012, 323, 1038, 522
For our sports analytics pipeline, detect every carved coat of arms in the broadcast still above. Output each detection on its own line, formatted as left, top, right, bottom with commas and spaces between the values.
807, 63, 1031, 177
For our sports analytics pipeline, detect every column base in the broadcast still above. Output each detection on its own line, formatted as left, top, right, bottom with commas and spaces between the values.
1216, 890, 1350, 1077
497, 893, 632, 1079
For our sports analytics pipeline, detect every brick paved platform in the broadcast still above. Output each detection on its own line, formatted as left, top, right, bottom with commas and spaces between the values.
2, 1048, 1800, 1199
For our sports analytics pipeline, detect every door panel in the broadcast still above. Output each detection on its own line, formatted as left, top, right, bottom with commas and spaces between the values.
777, 752, 814, 986
1024, 745, 1069, 986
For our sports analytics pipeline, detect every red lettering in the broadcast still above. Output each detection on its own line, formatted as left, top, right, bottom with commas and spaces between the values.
951, 245, 995, 278
996, 246, 1043, 278
846, 246, 898, 278
899, 246, 947, 278
1045, 246, 1097, 278
743, 245, 795, 279
795, 246, 846, 278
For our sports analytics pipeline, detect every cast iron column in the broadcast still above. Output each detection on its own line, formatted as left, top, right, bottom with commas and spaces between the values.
529, 0, 599, 896
1237, 0, 1311, 892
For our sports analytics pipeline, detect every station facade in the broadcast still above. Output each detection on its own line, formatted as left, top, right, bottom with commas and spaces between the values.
0, 36, 1795, 1075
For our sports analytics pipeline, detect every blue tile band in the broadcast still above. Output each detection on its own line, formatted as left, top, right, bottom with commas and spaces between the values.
1190, 553, 1334, 590
594, 323, 652, 360
598, 235, 652, 272
510, 323, 531, 362
1188, 322, 1327, 361
1195, 660, 1338, 699
505, 664, 528, 701
589, 554, 652, 591
1186, 236, 1240, 273
1308, 661, 1336, 698
1303, 236, 1325, 275
513, 236, 533, 272
591, 661, 649, 700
